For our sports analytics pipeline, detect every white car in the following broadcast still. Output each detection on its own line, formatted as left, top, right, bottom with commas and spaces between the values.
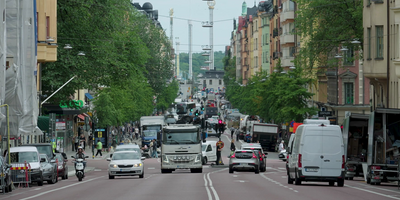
107, 151, 145, 179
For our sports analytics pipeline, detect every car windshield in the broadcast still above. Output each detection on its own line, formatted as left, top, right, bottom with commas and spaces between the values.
143, 130, 157, 137
115, 148, 140, 153
55, 154, 64, 162
163, 132, 199, 144
202, 145, 207, 151
9, 152, 38, 163
36, 146, 53, 159
112, 153, 141, 160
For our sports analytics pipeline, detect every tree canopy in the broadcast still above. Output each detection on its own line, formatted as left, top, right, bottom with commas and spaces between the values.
42, 0, 177, 127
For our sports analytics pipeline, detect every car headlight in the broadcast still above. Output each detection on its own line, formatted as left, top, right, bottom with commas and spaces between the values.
110, 164, 118, 168
194, 154, 202, 163
134, 163, 142, 167
162, 155, 169, 163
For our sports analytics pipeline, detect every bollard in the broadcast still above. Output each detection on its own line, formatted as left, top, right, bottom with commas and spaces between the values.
24, 161, 28, 188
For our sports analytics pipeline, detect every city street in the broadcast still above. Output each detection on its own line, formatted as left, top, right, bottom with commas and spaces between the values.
2, 133, 400, 200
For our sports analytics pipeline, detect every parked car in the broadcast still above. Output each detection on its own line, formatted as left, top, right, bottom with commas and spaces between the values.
39, 154, 57, 184
107, 151, 145, 179
240, 143, 267, 172
54, 153, 68, 180
287, 124, 345, 187
229, 150, 260, 174
21, 143, 56, 161
285, 134, 296, 175
7, 147, 44, 186
0, 156, 12, 193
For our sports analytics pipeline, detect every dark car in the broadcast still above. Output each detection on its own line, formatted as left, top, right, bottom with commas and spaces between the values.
0, 156, 12, 193
21, 143, 55, 160
55, 153, 68, 180
253, 150, 267, 172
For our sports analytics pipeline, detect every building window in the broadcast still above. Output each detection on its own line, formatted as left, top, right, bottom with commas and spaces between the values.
209, 80, 212, 85
343, 48, 354, 66
46, 16, 50, 38
367, 28, 371, 59
219, 80, 222, 85
344, 83, 354, 104
376, 26, 384, 59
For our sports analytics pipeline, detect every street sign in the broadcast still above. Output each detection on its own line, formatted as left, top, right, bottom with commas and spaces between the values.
318, 111, 332, 117
216, 141, 224, 148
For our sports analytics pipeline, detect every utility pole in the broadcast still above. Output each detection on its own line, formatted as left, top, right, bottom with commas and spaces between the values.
208, 1, 215, 70
176, 39, 180, 79
188, 20, 193, 80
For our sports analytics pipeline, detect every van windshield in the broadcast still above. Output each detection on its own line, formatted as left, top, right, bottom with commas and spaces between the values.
9, 152, 38, 163
35, 146, 53, 159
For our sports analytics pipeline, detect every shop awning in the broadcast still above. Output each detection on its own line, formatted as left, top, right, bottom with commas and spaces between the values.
37, 116, 49, 133
77, 113, 90, 121
85, 93, 94, 100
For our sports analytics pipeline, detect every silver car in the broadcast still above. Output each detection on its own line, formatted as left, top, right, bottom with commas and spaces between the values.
39, 154, 57, 184
107, 151, 145, 179
229, 150, 260, 174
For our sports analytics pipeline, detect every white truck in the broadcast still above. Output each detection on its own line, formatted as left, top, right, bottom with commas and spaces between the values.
342, 112, 369, 180
140, 116, 165, 147
251, 123, 279, 151
161, 124, 203, 173
364, 108, 400, 185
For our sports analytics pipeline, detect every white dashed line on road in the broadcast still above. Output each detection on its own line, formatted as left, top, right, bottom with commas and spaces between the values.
261, 173, 298, 193
147, 167, 155, 169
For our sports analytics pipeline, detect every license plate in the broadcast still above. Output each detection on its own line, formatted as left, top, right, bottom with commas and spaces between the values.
120, 169, 131, 172
208, 131, 212, 133
176, 165, 186, 168
305, 168, 318, 172
239, 163, 248, 166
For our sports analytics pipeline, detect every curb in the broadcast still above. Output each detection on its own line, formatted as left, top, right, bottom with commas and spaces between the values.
210, 165, 229, 168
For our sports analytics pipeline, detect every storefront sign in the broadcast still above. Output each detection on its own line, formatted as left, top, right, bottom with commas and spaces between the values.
59, 100, 84, 109
56, 122, 66, 130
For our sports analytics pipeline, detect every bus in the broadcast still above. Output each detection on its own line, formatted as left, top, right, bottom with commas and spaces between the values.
176, 102, 196, 116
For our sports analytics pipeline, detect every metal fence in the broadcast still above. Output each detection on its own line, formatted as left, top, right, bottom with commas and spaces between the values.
9, 162, 31, 188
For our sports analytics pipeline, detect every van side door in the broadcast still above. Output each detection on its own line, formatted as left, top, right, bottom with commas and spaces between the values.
301, 127, 323, 177
320, 127, 343, 177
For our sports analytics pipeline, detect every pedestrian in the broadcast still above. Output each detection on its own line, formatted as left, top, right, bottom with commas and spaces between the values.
88, 134, 93, 148
231, 127, 235, 138
151, 139, 158, 158
79, 133, 86, 151
74, 135, 79, 152
149, 140, 153, 158
235, 129, 239, 141
279, 140, 285, 153
135, 127, 139, 139
95, 140, 103, 157
230, 139, 236, 156
216, 141, 222, 165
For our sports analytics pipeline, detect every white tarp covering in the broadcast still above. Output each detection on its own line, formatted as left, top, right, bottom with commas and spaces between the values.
2, 0, 40, 137
0, 1, 6, 129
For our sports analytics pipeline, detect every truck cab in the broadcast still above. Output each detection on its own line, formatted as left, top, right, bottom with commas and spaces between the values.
161, 124, 203, 173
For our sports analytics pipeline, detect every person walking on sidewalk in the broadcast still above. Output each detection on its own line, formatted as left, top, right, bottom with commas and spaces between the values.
74, 135, 79, 152
95, 140, 103, 157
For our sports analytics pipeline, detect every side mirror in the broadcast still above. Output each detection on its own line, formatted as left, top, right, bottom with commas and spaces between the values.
71, 156, 75, 159
106, 158, 111, 161
110, 154, 113, 158
141, 157, 146, 161
40, 158, 46, 163
263, 155, 267, 158
265, 152, 268, 155
50, 160, 56, 163
85, 156, 89, 158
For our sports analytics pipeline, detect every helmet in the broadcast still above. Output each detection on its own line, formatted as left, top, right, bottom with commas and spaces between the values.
78, 146, 83, 150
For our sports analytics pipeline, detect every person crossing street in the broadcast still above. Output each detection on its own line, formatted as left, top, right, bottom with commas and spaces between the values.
95, 140, 103, 157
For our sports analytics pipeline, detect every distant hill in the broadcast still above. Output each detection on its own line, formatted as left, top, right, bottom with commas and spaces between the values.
178, 51, 225, 79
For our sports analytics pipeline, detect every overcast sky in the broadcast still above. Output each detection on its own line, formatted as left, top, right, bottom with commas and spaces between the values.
133, 0, 258, 53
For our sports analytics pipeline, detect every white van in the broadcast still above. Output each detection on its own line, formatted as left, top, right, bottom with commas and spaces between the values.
202, 141, 217, 164
8, 146, 44, 186
287, 124, 345, 187
303, 119, 330, 125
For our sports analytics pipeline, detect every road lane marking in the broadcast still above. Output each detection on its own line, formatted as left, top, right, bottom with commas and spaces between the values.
94, 169, 102, 171
207, 173, 220, 200
147, 167, 155, 169
203, 174, 213, 200
278, 168, 286, 170
261, 173, 298, 193
345, 184, 400, 199
19, 176, 105, 200
145, 174, 156, 180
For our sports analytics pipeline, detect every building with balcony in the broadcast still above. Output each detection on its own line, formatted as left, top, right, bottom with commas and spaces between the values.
363, 0, 400, 109
270, 0, 282, 74
259, 1, 273, 73
279, 0, 295, 68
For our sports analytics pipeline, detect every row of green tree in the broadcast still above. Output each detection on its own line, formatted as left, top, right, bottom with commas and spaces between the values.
42, 0, 178, 127
223, 0, 363, 123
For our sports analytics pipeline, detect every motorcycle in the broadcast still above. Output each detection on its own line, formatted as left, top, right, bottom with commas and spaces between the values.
71, 155, 89, 181
278, 149, 287, 161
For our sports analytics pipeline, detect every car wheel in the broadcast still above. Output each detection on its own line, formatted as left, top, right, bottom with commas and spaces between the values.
229, 167, 233, 174
349, 177, 353, 180
329, 181, 334, 186
337, 179, 344, 187
62, 171, 66, 180
139, 172, 144, 178
109, 175, 115, 179
288, 174, 293, 184
48, 174, 56, 184
202, 157, 207, 165
367, 177, 371, 184
66, 173, 68, 179
294, 170, 301, 185
255, 167, 259, 174
37, 180, 43, 186
161, 169, 172, 173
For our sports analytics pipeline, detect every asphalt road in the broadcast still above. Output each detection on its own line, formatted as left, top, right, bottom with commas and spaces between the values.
2, 132, 400, 200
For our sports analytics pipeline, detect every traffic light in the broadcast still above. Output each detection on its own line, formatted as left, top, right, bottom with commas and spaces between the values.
195, 110, 199, 116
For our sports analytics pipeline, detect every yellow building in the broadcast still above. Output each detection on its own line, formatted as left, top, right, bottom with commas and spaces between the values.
36, 0, 58, 92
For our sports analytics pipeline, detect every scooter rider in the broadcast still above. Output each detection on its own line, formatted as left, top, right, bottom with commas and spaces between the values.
75, 146, 86, 176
